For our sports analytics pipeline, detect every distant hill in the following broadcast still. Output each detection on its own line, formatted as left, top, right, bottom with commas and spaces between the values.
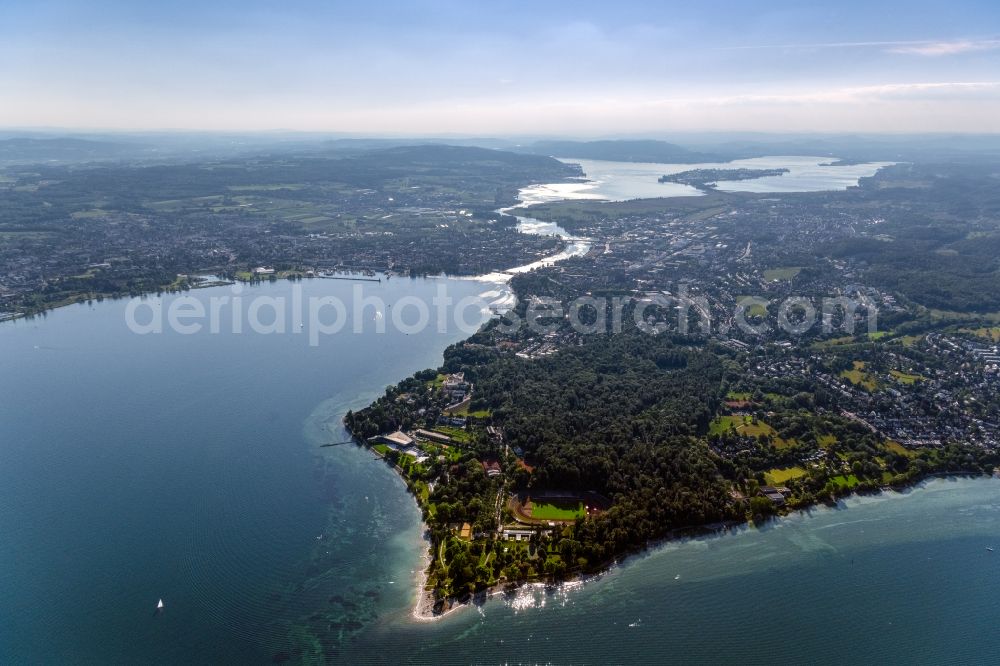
365, 143, 576, 172
316, 137, 516, 156
518, 139, 727, 164
0, 137, 146, 162
3, 143, 579, 203
679, 133, 1000, 163
518, 135, 1000, 164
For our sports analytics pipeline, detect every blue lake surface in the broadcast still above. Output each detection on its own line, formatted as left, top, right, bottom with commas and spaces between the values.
0, 277, 494, 662
518, 156, 894, 203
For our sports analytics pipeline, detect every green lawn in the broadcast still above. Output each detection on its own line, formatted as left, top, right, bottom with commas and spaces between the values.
841, 361, 878, 391
765, 466, 808, 484
889, 369, 924, 384
530, 499, 586, 521
433, 425, 472, 444
710, 415, 797, 449
772, 436, 797, 450
884, 440, 916, 458
445, 401, 492, 419
813, 335, 858, 349
736, 296, 768, 318
961, 327, 1000, 343
710, 415, 775, 438
763, 267, 802, 281
831, 474, 861, 489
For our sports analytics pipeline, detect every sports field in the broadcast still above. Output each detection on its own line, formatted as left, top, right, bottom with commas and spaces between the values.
530, 499, 586, 521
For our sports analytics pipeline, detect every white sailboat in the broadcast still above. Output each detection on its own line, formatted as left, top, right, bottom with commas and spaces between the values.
156, 599, 165, 612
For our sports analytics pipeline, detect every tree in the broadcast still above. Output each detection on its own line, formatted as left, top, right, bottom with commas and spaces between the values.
749, 495, 775, 520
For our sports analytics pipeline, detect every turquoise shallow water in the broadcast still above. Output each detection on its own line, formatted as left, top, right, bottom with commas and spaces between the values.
2, 278, 999, 664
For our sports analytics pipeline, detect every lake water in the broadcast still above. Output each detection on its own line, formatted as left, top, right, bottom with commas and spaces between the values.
0, 277, 498, 662
518, 156, 895, 203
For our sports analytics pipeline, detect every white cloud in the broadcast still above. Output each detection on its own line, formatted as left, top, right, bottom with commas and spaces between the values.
842, 81, 1000, 99
888, 39, 1000, 56
716, 38, 1000, 57
625, 82, 1000, 110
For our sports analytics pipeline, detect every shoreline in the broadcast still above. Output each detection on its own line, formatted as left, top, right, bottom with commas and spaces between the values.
399, 473, 997, 622
0, 187, 578, 326
400, 513, 747, 621
0, 245, 561, 325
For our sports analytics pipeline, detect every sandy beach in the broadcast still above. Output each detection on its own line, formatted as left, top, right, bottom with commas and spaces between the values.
407, 519, 530, 622
409, 527, 477, 622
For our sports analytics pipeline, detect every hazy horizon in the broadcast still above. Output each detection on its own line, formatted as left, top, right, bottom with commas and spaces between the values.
4, 128, 1000, 139
3, 0, 1000, 134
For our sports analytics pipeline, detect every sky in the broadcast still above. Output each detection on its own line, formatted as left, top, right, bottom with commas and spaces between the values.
2, 0, 1000, 134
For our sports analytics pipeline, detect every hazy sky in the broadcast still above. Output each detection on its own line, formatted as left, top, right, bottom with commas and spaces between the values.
3, 0, 1000, 134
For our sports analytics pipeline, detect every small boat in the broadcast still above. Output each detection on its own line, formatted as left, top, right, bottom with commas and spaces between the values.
988, 547, 994, 552
156, 599, 165, 612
